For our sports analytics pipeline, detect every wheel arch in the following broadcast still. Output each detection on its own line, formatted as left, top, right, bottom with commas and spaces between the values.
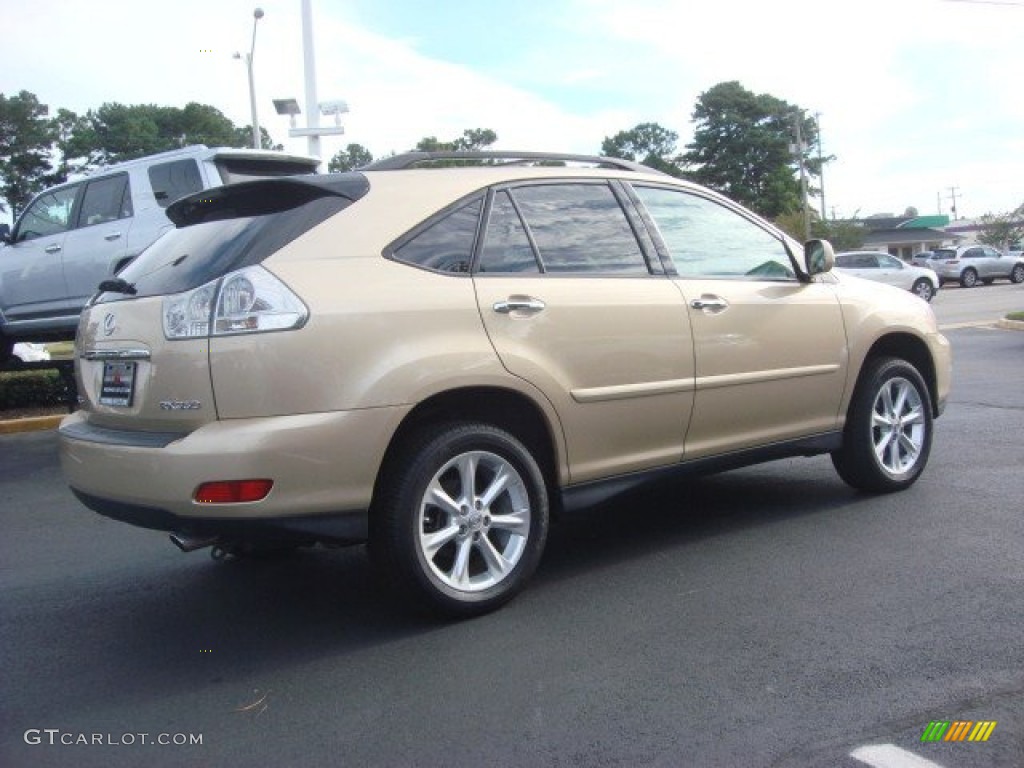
859, 332, 941, 417
372, 386, 565, 515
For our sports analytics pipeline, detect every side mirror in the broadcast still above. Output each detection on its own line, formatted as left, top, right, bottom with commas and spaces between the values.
805, 239, 834, 276
0, 223, 10, 245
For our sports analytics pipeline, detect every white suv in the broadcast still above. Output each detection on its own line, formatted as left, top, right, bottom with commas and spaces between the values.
0, 144, 318, 362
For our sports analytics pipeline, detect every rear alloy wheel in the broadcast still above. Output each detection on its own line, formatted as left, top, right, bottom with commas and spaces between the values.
911, 278, 934, 302
960, 268, 978, 288
1010, 264, 1024, 284
832, 357, 933, 493
374, 423, 549, 617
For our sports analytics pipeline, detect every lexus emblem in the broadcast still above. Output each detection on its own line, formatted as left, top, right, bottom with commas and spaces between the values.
103, 313, 116, 336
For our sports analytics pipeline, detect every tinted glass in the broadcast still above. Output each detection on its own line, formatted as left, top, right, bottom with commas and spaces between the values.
16, 185, 79, 241
511, 184, 648, 274
393, 198, 482, 273
634, 186, 795, 280
148, 159, 204, 208
78, 175, 131, 227
215, 158, 317, 184
478, 191, 540, 273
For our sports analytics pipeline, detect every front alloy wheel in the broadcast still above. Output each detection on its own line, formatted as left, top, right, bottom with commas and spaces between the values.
832, 357, 933, 492
374, 423, 549, 617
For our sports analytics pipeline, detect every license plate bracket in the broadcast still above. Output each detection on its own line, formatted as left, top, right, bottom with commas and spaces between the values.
99, 361, 137, 407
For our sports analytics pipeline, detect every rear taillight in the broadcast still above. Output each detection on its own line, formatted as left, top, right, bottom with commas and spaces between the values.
163, 266, 307, 340
194, 479, 273, 504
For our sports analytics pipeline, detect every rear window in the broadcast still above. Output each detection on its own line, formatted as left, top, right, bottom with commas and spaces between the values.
97, 177, 366, 301
933, 249, 956, 259
215, 158, 318, 184
148, 159, 204, 208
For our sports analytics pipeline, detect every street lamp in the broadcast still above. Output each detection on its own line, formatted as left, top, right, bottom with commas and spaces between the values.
233, 8, 264, 150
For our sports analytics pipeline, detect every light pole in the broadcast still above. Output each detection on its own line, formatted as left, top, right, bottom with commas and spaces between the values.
234, 8, 264, 150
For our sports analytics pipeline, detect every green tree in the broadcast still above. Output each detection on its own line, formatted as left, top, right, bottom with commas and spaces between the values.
601, 122, 685, 177
683, 81, 821, 219
976, 204, 1024, 250
328, 143, 374, 172
0, 91, 55, 217
415, 128, 497, 153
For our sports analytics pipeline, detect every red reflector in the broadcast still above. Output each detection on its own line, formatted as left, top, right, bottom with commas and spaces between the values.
194, 479, 273, 504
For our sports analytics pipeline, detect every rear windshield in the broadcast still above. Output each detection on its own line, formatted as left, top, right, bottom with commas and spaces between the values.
96, 180, 362, 302
215, 157, 318, 184
933, 249, 956, 259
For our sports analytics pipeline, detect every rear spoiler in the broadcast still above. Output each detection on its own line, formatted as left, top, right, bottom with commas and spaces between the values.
166, 175, 370, 227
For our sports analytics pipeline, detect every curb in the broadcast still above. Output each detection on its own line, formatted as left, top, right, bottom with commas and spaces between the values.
0, 414, 65, 435
997, 318, 1024, 331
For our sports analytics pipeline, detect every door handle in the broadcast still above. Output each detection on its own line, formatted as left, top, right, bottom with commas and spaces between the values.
45, 244, 62, 254
690, 295, 729, 312
104, 232, 122, 241
493, 297, 546, 314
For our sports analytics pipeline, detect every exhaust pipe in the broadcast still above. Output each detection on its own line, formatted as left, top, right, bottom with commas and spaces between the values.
169, 531, 220, 553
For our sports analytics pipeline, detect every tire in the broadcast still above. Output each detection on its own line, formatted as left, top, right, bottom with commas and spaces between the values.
960, 268, 978, 288
1010, 264, 1024, 284
911, 279, 934, 302
373, 422, 550, 617
832, 357, 933, 493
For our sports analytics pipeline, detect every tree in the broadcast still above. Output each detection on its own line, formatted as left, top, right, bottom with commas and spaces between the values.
328, 143, 374, 172
414, 128, 497, 153
976, 203, 1024, 250
0, 91, 55, 217
601, 122, 685, 177
682, 81, 821, 219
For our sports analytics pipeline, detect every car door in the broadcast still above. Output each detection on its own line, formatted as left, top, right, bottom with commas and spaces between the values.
877, 253, 910, 289
61, 173, 133, 308
0, 183, 80, 323
978, 245, 1003, 280
631, 184, 847, 459
471, 181, 696, 484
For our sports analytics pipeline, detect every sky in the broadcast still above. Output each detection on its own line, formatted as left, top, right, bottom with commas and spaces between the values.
1, 0, 1022, 224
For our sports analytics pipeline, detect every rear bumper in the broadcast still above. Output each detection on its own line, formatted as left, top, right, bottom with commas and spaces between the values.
59, 405, 411, 541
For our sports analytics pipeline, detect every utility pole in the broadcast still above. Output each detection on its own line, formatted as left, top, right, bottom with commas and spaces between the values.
947, 186, 961, 220
792, 112, 810, 241
814, 111, 826, 222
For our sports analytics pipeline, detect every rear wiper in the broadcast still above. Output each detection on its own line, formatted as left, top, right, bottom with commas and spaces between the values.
97, 278, 137, 295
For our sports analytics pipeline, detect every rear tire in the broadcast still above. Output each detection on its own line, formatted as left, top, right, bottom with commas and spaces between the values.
1010, 264, 1024, 284
960, 268, 978, 288
911, 279, 934, 302
372, 422, 550, 617
832, 357, 933, 493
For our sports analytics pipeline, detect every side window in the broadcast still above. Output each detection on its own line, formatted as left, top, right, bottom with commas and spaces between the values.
393, 198, 482, 273
510, 183, 648, 274
633, 186, 795, 280
478, 191, 540, 273
964, 247, 983, 259
15, 185, 79, 242
148, 159, 203, 208
880, 255, 902, 269
78, 175, 131, 227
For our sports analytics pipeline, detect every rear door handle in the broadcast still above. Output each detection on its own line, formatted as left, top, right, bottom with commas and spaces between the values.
104, 232, 122, 241
45, 244, 62, 254
493, 297, 546, 314
690, 295, 729, 313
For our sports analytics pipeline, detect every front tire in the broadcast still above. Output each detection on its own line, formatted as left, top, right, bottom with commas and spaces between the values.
373, 422, 550, 617
832, 357, 933, 493
911, 278, 934, 302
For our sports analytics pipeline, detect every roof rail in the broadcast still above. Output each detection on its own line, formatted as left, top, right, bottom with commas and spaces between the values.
360, 150, 664, 175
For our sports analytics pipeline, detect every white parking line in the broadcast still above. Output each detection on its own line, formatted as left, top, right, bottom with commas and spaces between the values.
850, 744, 947, 768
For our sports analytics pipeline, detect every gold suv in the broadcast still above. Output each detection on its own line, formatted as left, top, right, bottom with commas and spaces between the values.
59, 151, 952, 616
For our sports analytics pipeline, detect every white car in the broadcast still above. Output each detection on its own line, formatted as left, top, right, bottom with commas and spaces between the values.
12, 342, 51, 362
835, 251, 940, 301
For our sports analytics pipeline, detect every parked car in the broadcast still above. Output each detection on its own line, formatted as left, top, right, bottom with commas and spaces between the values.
928, 245, 1024, 287
911, 250, 937, 268
58, 150, 952, 617
11, 342, 51, 363
0, 145, 319, 363
835, 250, 940, 301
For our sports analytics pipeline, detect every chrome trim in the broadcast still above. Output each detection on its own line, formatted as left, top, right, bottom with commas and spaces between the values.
81, 349, 151, 361
695, 364, 841, 391
571, 378, 696, 403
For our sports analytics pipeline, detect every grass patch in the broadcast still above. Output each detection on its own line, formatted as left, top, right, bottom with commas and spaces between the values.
1006, 311, 1024, 322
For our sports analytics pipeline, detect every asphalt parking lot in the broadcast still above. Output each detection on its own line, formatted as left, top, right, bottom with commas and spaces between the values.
1, 319, 1022, 767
